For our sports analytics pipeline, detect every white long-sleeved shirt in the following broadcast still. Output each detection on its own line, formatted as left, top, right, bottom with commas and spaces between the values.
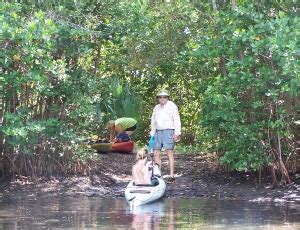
150, 100, 181, 136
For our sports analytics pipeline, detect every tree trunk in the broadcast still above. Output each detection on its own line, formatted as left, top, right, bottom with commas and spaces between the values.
276, 130, 292, 184
270, 163, 278, 187
211, 0, 228, 77
212, 0, 217, 11
0, 73, 4, 162
231, 0, 237, 9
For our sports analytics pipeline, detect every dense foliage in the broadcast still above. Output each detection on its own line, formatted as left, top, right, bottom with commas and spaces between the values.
0, 1, 299, 184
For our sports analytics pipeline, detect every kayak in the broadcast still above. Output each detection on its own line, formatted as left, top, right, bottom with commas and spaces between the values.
112, 141, 134, 153
125, 175, 166, 206
90, 142, 112, 153
125, 164, 166, 206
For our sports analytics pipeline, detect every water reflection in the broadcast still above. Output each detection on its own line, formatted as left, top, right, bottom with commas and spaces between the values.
0, 197, 299, 229
127, 201, 165, 229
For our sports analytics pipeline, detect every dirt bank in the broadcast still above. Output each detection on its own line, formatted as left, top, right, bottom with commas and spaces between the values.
1, 153, 300, 203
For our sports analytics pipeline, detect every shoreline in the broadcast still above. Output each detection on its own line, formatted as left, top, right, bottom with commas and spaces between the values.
1, 153, 299, 203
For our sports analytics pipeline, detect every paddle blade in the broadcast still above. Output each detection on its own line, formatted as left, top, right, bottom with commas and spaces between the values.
147, 135, 155, 154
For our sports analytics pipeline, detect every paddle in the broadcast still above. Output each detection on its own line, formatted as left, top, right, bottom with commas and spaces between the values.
147, 135, 155, 156
147, 135, 156, 179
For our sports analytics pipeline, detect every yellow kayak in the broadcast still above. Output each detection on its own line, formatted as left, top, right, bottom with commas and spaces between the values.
90, 142, 112, 152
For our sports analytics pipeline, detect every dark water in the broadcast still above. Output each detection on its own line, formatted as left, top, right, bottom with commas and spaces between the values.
0, 197, 299, 229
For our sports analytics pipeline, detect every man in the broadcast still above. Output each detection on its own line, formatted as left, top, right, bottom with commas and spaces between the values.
107, 117, 137, 142
150, 90, 181, 183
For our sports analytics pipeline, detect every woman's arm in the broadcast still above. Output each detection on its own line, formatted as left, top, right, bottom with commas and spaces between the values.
142, 165, 151, 184
109, 125, 115, 142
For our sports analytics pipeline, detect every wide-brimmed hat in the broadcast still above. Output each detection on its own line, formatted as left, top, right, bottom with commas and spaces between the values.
157, 90, 169, 97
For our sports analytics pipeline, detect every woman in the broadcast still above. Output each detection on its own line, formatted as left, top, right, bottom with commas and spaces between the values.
132, 148, 151, 185
107, 117, 137, 142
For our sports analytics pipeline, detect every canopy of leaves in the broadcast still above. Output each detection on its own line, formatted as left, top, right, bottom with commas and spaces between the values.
0, 1, 299, 178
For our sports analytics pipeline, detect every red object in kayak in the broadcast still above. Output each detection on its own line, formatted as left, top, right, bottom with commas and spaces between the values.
112, 141, 134, 153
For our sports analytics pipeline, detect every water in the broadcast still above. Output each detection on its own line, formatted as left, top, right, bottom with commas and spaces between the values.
0, 197, 299, 229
